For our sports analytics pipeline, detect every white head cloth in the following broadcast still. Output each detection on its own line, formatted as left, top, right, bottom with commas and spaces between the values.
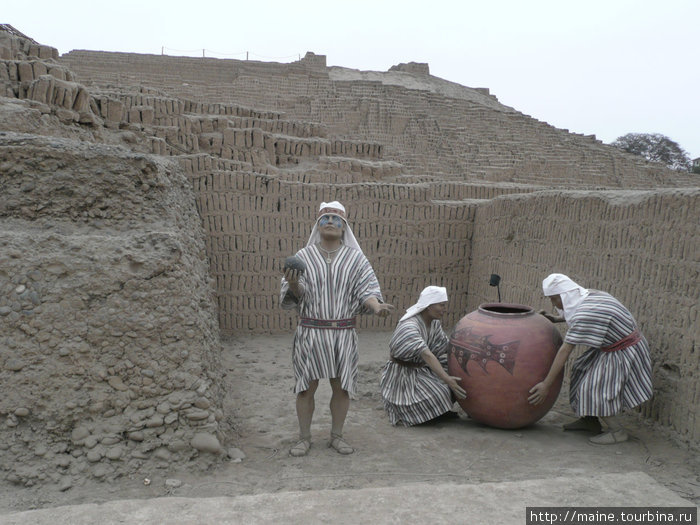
305, 201, 362, 253
399, 286, 448, 322
542, 273, 590, 322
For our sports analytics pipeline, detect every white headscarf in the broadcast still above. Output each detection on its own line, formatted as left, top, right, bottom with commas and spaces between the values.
399, 286, 448, 322
305, 201, 362, 253
542, 273, 590, 322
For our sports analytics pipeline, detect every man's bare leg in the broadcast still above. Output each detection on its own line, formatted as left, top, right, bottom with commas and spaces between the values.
329, 377, 353, 454
290, 380, 318, 456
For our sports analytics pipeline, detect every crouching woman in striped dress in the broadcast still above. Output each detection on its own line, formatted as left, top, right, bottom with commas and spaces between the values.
528, 274, 653, 445
381, 286, 466, 426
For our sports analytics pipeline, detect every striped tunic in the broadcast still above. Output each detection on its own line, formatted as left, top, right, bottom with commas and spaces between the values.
280, 244, 382, 395
565, 291, 653, 417
380, 316, 454, 426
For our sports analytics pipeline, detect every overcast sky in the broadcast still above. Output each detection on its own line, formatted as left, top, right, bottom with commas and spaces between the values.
5, 0, 699, 158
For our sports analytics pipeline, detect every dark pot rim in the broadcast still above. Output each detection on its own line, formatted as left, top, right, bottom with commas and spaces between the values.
477, 303, 534, 317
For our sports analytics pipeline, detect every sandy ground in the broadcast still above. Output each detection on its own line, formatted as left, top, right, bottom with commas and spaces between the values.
1, 332, 698, 513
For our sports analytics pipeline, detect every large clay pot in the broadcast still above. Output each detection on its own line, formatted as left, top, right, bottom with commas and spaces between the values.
448, 303, 563, 429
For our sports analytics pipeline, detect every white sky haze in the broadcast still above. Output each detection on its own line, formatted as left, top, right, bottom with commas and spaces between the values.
4, 0, 699, 158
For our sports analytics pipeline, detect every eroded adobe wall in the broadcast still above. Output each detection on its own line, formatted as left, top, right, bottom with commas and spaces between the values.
467, 189, 700, 445
0, 133, 228, 487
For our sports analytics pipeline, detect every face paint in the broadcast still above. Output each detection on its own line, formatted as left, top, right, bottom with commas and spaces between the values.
318, 214, 343, 228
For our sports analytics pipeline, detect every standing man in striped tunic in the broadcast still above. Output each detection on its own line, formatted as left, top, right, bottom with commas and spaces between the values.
381, 286, 466, 426
528, 274, 653, 444
281, 201, 394, 457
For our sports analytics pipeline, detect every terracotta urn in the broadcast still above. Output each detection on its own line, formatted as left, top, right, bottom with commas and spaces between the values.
448, 303, 563, 429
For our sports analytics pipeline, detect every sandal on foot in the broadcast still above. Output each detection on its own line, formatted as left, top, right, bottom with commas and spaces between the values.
289, 438, 311, 457
589, 429, 628, 445
563, 416, 602, 433
328, 434, 354, 455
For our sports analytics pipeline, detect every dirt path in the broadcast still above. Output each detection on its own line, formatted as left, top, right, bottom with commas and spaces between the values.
1, 332, 698, 512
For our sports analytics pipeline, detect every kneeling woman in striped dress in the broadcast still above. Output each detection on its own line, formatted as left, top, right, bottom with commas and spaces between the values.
528, 274, 653, 444
381, 286, 467, 426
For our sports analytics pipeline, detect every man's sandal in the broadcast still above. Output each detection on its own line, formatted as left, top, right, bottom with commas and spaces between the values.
289, 438, 311, 457
328, 434, 354, 455
589, 429, 628, 445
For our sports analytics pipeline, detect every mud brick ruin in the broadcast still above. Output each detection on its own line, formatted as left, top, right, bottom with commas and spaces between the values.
0, 24, 698, 487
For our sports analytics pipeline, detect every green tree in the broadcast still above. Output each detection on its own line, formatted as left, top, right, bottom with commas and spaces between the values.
610, 133, 691, 171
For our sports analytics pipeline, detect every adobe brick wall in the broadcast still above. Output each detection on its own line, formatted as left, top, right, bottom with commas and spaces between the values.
188, 167, 700, 444
185, 168, 479, 333
467, 189, 700, 443
54, 48, 700, 448
1, 24, 698, 479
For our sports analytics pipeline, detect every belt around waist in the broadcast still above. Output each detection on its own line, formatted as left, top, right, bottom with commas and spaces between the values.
299, 317, 356, 329
390, 356, 424, 368
600, 329, 642, 352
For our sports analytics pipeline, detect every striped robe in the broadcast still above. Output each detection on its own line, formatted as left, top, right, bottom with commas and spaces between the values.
565, 291, 653, 417
380, 316, 454, 426
280, 244, 383, 395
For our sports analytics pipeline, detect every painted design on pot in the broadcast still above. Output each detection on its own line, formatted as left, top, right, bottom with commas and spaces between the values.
450, 327, 519, 375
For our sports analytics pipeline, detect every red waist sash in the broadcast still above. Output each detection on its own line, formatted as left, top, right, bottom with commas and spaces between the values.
600, 329, 642, 352
299, 317, 356, 329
